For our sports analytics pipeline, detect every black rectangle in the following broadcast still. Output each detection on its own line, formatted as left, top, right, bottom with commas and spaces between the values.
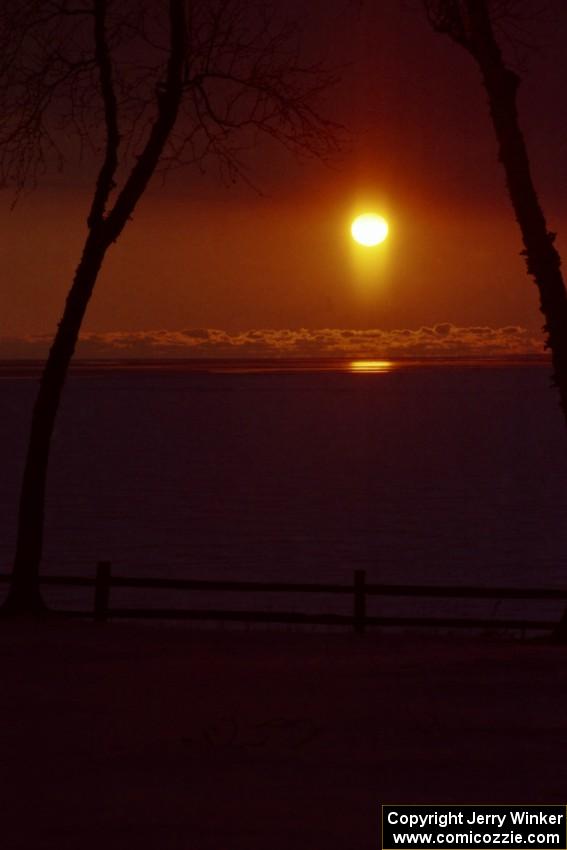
381, 805, 567, 849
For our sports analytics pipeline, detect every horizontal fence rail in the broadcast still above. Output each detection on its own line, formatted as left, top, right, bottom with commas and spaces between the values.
1, 563, 567, 636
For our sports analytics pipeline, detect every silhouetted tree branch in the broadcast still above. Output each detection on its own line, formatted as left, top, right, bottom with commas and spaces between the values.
0, 0, 342, 615
423, 0, 567, 427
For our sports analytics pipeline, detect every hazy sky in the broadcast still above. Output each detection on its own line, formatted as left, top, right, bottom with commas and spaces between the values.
2, 0, 567, 358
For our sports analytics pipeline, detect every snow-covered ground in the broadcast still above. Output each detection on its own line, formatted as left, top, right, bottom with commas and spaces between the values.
1, 621, 566, 849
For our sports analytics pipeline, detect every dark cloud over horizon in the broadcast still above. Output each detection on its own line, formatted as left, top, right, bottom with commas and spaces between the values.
0, 324, 545, 360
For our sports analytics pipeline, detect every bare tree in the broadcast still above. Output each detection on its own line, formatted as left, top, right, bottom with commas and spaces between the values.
423, 1, 567, 417
0, 0, 341, 615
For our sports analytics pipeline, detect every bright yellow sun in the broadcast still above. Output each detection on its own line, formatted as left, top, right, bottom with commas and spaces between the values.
351, 213, 389, 246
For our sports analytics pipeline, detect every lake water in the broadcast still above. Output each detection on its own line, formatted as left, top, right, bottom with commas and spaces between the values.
1, 357, 567, 624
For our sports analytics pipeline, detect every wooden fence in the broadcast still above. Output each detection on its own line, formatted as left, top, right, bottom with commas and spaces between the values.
2, 562, 567, 636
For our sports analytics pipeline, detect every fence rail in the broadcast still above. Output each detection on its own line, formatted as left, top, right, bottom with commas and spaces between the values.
1, 563, 566, 636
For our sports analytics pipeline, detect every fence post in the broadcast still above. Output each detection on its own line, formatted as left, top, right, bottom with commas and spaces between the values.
94, 561, 111, 622
353, 569, 366, 635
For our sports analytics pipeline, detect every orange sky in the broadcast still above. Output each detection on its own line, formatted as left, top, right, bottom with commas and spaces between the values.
1, 0, 567, 358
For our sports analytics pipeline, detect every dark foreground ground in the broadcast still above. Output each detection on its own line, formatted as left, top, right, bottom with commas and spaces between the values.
1, 622, 566, 849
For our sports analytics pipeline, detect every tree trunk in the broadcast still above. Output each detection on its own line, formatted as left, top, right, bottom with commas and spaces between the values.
480, 68, 567, 422
3, 231, 107, 615
461, 0, 567, 425
2, 0, 186, 616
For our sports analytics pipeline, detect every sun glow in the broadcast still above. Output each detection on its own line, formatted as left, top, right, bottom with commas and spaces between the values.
351, 213, 389, 246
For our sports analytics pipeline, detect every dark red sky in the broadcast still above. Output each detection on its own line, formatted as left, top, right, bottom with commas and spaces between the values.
2, 0, 567, 358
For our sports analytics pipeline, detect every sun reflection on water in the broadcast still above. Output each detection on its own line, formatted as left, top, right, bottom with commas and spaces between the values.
349, 360, 396, 374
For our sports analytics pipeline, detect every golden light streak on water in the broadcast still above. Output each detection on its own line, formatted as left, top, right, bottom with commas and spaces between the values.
349, 360, 396, 373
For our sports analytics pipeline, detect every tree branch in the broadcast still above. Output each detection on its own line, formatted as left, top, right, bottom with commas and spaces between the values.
87, 0, 119, 229
103, 0, 185, 243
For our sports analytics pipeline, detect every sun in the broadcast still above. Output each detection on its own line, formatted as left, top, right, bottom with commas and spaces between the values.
351, 213, 389, 246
